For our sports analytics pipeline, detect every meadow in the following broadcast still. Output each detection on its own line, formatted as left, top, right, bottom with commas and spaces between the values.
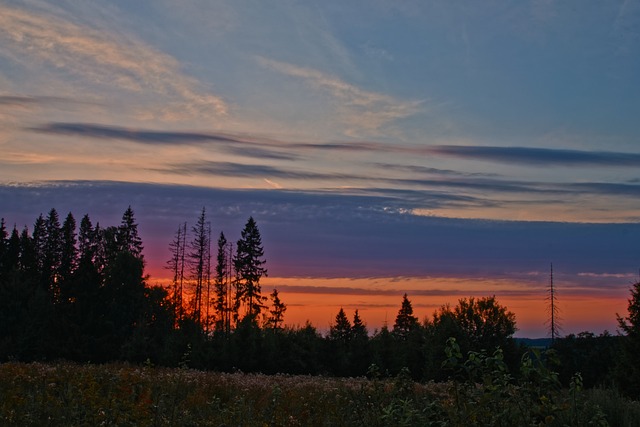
2, 347, 639, 427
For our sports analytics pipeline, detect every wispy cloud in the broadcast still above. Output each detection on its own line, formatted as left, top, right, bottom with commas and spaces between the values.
290, 142, 640, 169
256, 56, 422, 136
30, 122, 300, 162
372, 162, 500, 178
31, 122, 241, 145
0, 95, 73, 107
160, 161, 355, 181
427, 145, 640, 167
0, 5, 227, 120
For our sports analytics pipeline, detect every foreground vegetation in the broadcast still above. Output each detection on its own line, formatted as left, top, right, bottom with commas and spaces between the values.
2, 339, 640, 427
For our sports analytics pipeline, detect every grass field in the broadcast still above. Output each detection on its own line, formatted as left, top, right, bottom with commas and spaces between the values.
1, 361, 639, 426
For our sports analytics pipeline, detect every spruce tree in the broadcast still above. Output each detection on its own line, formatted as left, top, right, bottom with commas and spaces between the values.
43, 208, 62, 301
213, 231, 229, 332
78, 214, 95, 264
31, 214, 46, 273
58, 213, 77, 300
188, 207, 210, 327
616, 281, 640, 397
267, 288, 286, 329
350, 309, 371, 376
352, 309, 368, 340
393, 293, 418, 340
0, 219, 7, 282
330, 308, 352, 343
118, 206, 144, 260
18, 227, 36, 276
234, 217, 267, 321
166, 223, 187, 323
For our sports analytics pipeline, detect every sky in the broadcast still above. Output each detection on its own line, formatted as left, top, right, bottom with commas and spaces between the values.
1, 0, 640, 337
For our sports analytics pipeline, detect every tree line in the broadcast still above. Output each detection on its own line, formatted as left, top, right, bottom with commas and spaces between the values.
1, 207, 639, 398
164, 208, 281, 334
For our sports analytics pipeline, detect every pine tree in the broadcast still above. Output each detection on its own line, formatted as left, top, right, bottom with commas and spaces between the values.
59, 212, 78, 290
234, 217, 267, 320
188, 207, 210, 327
18, 226, 36, 275
43, 208, 62, 301
118, 206, 144, 261
267, 288, 286, 329
166, 223, 187, 323
616, 281, 640, 398
352, 309, 368, 340
0, 218, 6, 255
32, 214, 46, 273
0, 219, 8, 281
351, 309, 371, 376
5, 227, 21, 275
618, 281, 640, 337
330, 308, 352, 343
213, 231, 230, 332
70, 215, 103, 361
78, 215, 96, 264
393, 293, 418, 340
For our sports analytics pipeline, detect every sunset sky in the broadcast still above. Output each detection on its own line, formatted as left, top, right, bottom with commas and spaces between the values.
2, 1, 640, 337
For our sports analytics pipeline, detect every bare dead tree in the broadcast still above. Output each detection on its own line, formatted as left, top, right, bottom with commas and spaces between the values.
546, 263, 562, 342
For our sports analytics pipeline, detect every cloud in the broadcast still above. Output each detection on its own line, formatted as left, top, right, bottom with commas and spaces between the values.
0, 95, 66, 107
223, 146, 299, 161
159, 161, 356, 181
30, 122, 298, 160
570, 182, 640, 196
38, 121, 640, 170
289, 142, 640, 169
157, 158, 577, 199
31, 122, 241, 145
372, 163, 500, 178
427, 145, 640, 167
0, 5, 227, 119
257, 56, 422, 135
1, 180, 639, 283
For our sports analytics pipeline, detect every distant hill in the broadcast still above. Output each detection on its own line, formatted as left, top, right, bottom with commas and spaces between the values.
515, 338, 552, 348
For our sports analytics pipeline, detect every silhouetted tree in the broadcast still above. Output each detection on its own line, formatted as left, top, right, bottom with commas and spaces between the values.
428, 296, 519, 376
0, 219, 7, 282
188, 208, 210, 327
31, 214, 46, 273
118, 206, 144, 261
213, 231, 230, 333
234, 217, 267, 321
58, 213, 77, 303
68, 215, 103, 361
616, 280, 640, 398
266, 288, 286, 329
393, 293, 418, 340
352, 309, 368, 341
328, 307, 352, 376
546, 263, 562, 342
330, 308, 352, 343
350, 309, 371, 376
167, 222, 187, 323
42, 208, 62, 300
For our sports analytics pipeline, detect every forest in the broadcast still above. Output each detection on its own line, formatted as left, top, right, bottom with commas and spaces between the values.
1, 207, 640, 425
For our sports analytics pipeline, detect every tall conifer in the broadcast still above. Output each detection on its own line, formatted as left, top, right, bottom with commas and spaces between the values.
234, 217, 267, 320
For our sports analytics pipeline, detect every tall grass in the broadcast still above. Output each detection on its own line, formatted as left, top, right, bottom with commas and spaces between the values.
0, 360, 637, 426
587, 388, 640, 427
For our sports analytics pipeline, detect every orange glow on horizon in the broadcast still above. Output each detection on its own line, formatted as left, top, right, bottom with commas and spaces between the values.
147, 271, 628, 338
